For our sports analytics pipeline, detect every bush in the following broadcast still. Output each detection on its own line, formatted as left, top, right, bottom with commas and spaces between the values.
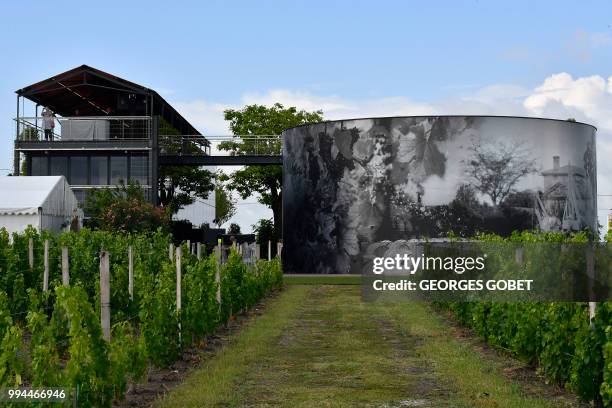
84, 181, 170, 234
0, 228, 283, 406
437, 231, 612, 405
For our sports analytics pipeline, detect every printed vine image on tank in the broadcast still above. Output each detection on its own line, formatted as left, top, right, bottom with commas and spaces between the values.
282, 116, 597, 274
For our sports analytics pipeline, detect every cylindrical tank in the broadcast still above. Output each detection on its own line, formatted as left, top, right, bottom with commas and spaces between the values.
282, 116, 597, 274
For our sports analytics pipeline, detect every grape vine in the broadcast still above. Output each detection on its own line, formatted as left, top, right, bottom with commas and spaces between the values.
0, 227, 283, 407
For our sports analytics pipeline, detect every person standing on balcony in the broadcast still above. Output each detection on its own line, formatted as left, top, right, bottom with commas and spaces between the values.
42, 107, 55, 141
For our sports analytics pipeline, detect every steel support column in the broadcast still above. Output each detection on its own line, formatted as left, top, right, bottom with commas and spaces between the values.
150, 116, 159, 205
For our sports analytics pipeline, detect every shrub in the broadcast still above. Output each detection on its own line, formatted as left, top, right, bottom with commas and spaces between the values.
84, 181, 170, 234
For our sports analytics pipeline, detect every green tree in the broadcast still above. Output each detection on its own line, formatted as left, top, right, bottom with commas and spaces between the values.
158, 165, 214, 213
214, 183, 236, 228
83, 181, 170, 233
253, 218, 280, 259
228, 223, 241, 235
252, 218, 276, 245
158, 118, 215, 213
219, 103, 323, 237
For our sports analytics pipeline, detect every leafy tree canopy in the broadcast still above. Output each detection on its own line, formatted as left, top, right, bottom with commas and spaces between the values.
158, 165, 214, 214
214, 182, 236, 228
218, 103, 323, 237
228, 223, 241, 235
158, 118, 214, 213
252, 218, 276, 245
252, 218, 282, 258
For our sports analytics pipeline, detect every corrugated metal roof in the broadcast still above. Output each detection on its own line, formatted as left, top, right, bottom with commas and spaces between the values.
16, 65, 201, 135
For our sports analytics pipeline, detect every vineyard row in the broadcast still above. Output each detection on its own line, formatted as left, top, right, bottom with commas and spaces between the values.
0, 227, 283, 407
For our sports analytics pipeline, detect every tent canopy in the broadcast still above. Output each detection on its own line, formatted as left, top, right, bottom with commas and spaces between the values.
0, 176, 75, 215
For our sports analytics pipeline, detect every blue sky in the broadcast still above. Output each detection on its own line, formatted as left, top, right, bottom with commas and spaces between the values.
2, 1, 610, 103
1, 0, 611, 231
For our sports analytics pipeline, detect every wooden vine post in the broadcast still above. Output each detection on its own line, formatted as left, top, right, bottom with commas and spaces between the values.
586, 246, 596, 326
128, 245, 134, 301
28, 238, 34, 270
215, 240, 221, 307
176, 246, 182, 346
267, 240, 271, 261
100, 251, 111, 341
43, 239, 49, 292
61, 247, 69, 286
514, 246, 524, 266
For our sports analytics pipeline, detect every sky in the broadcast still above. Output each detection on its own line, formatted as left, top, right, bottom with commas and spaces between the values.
1, 0, 611, 233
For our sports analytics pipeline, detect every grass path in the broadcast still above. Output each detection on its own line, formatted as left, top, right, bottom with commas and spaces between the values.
158, 284, 582, 408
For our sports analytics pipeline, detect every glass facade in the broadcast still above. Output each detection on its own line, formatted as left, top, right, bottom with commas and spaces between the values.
27, 154, 153, 209
91, 156, 108, 185
110, 156, 128, 185
49, 156, 68, 178
31, 156, 47, 176
70, 156, 88, 185
73, 189, 90, 206
130, 155, 148, 185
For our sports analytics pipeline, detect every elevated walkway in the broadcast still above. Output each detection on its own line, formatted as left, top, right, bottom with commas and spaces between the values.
159, 155, 282, 165
159, 135, 282, 166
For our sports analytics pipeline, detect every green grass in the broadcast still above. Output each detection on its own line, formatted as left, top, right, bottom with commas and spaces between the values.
386, 302, 580, 408
155, 286, 311, 408
283, 274, 361, 285
158, 285, 580, 408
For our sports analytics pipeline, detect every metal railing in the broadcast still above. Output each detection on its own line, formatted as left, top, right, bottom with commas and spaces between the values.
14, 117, 61, 141
15, 116, 152, 141
14, 118, 282, 158
159, 135, 282, 156
159, 135, 210, 156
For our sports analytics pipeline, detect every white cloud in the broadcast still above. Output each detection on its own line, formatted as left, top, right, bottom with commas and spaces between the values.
524, 73, 612, 129
240, 85, 534, 120
243, 89, 352, 115
522, 73, 612, 234
173, 100, 232, 135
171, 72, 612, 235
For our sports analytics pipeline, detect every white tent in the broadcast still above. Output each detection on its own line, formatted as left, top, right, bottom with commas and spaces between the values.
0, 176, 82, 235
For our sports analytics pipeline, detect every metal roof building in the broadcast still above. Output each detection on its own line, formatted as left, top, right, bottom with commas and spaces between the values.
13, 65, 210, 211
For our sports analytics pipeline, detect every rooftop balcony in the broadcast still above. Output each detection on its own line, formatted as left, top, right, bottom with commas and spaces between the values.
13, 115, 282, 167
14, 116, 155, 152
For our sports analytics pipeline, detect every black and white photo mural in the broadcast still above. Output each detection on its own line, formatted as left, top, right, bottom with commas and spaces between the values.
282, 116, 597, 274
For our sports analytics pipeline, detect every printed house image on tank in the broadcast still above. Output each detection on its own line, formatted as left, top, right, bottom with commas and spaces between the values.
282, 116, 597, 274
